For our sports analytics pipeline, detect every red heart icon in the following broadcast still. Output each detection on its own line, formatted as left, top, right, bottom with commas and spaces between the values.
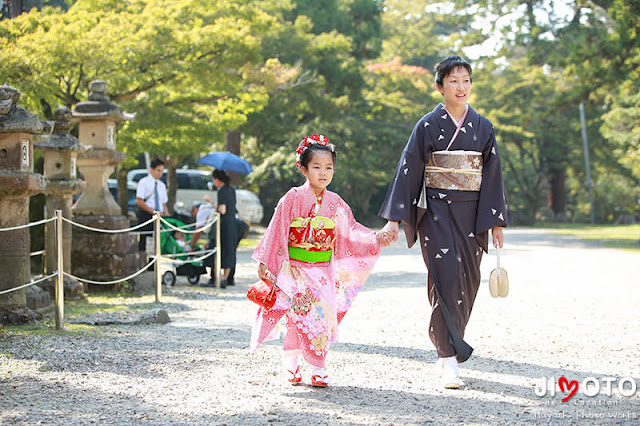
558, 376, 578, 402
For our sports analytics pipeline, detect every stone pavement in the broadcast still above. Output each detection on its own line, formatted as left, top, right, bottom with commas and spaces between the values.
1, 228, 639, 424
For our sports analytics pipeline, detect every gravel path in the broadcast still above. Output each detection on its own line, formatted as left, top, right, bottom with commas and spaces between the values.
1, 228, 639, 425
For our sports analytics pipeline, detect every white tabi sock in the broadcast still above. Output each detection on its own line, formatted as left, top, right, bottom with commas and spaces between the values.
311, 367, 325, 377
283, 351, 300, 373
442, 356, 459, 378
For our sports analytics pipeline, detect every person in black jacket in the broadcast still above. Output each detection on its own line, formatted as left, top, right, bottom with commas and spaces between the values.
210, 169, 238, 288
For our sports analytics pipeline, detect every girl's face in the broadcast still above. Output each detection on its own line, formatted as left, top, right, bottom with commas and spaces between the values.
301, 150, 334, 194
436, 66, 471, 110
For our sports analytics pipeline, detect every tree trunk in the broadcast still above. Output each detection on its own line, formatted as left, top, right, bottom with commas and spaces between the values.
550, 168, 566, 216
116, 166, 129, 217
225, 130, 241, 155
225, 130, 242, 186
165, 155, 179, 216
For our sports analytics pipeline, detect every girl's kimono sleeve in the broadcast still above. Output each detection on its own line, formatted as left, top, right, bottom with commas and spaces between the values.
475, 120, 511, 252
333, 200, 381, 324
378, 116, 430, 248
252, 189, 296, 298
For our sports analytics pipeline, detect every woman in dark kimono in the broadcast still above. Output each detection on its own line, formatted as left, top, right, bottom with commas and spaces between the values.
212, 169, 238, 288
379, 56, 511, 389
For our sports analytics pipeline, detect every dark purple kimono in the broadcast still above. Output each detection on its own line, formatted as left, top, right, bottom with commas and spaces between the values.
379, 103, 511, 362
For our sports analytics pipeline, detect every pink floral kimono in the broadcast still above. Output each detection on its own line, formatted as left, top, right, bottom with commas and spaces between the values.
250, 181, 381, 368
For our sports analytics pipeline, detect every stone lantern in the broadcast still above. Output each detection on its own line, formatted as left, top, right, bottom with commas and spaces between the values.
0, 85, 49, 322
34, 107, 87, 300
71, 80, 145, 287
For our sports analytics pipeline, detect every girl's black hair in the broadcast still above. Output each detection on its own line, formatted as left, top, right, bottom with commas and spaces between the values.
212, 169, 230, 184
434, 55, 472, 86
299, 144, 337, 169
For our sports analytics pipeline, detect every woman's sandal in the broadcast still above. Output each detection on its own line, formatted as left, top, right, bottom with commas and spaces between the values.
287, 366, 302, 385
442, 376, 466, 389
311, 374, 329, 388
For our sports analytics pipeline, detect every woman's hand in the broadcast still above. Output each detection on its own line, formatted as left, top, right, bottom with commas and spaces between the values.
491, 226, 505, 248
380, 221, 400, 245
376, 231, 392, 247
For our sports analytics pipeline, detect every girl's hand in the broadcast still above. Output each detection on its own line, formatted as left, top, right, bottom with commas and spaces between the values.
491, 226, 505, 248
381, 221, 400, 244
376, 231, 391, 247
258, 263, 269, 281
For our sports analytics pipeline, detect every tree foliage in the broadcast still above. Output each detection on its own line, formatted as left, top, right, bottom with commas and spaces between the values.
2, 0, 639, 224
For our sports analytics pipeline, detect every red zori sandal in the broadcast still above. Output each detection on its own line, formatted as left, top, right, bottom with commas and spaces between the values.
311, 374, 330, 388
287, 367, 302, 385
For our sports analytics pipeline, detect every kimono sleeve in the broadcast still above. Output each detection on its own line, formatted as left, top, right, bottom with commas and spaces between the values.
378, 118, 430, 248
475, 122, 511, 244
333, 200, 381, 323
252, 189, 294, 287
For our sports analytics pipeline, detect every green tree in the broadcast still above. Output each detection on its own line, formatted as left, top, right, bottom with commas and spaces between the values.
0, 0, 293, 212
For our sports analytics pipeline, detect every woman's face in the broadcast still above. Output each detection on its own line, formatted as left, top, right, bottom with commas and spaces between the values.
437, 66, 472, 110
212, 177, 223, 189
301, 150, 334, 194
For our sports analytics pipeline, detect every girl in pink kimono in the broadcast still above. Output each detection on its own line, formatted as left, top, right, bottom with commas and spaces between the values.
251, 134, 390, 388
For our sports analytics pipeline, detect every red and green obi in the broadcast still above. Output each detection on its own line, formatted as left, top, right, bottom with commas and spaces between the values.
288, 216, 336, 263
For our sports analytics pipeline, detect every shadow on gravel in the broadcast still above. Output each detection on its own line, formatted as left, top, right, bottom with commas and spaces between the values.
0, 374, 234, 425
332, 342, 436, 361
282, 384, 535, 423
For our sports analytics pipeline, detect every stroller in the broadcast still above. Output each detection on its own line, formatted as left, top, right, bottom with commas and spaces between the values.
159, 217, 210, 286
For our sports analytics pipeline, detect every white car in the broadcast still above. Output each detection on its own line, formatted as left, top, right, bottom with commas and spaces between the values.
127, 168, 263, 224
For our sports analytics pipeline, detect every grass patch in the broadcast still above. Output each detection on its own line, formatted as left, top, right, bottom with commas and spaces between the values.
533, 223, 640, 252
238, 237, 261, 248
1, 320, 104, 337
64, 293, 164, 319
0, 293, 167, 338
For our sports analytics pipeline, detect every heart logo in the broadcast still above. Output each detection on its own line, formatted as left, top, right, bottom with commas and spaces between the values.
558, 376, 579, 402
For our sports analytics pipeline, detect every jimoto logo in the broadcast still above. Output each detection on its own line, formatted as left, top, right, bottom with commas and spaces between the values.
535, 376, 638, 402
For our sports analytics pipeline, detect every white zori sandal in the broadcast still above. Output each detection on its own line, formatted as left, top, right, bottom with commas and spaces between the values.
440, 356, 465, 389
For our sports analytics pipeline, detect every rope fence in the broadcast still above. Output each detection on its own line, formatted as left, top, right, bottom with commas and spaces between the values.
158, 248, 216, 266
158, 215, 216, 235
0, 216, 55, 232
0, 211, 221, 330
63, 257, 157, 285
61, 216, 155, 233
0, 272, 58, 296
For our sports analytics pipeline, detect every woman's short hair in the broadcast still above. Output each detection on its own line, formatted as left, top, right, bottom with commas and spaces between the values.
434, 55, 472, 86
212, 169, 230, 184
299, 143, 337, 169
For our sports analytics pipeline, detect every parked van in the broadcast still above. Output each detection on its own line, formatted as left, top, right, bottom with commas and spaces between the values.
127, 169, 263, 224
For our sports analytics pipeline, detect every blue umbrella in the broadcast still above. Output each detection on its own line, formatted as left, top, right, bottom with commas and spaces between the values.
197, 151, 253, 174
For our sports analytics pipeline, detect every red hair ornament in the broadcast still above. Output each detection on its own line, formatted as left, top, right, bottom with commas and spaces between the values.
295, 134, 334, 169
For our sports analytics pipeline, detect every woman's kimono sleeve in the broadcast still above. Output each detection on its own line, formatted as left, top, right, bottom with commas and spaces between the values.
333, 200, 381, 324
252, 189, 296, 298
475, 121, 511, 251
379, 117, 430, 248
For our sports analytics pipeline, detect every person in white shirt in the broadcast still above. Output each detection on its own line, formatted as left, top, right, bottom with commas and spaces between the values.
189, 200, 217, 286
136, 158, 169, 251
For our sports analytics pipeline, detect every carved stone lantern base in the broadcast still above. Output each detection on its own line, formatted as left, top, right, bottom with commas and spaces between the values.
71, 214, 146, 292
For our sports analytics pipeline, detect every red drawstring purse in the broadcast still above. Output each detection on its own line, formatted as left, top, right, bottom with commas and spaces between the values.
247, 273, 277, 310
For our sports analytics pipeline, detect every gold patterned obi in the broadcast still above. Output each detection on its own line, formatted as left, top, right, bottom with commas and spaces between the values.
288, 216, 335, 263
424, 151, 483, 191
